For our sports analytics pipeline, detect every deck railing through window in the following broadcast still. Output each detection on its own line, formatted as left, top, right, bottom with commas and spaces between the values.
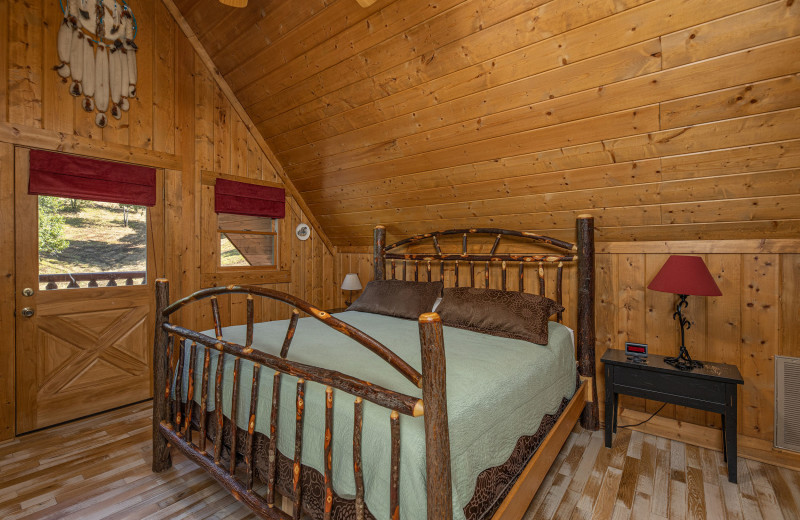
39, 270, 147, 290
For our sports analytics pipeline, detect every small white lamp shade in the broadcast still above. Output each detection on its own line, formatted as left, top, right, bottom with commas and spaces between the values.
341, 273, 362, 291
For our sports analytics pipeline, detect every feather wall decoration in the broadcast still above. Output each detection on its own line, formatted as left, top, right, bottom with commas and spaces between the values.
55, 0, 138, 128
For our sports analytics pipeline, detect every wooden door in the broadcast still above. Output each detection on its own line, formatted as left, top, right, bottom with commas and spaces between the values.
14, 148, 164, 433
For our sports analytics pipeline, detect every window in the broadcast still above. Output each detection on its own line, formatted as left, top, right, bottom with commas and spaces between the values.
28, 150, 156, 290
200, 171, 290, 286
219, 213, 276, 267
38, 196, 147, 290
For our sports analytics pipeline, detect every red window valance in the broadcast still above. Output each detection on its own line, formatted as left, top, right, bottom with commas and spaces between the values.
214, 178, 285, 219
28, 150, 157, 206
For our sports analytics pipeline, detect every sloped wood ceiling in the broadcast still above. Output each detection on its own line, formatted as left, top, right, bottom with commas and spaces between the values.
174, 0, 800, 248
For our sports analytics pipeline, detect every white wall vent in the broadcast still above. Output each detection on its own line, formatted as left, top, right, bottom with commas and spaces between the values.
776, 356, 800, 452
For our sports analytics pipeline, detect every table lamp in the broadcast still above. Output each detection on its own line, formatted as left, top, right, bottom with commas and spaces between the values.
647, 255, 721, 371
341, 273, 362, 307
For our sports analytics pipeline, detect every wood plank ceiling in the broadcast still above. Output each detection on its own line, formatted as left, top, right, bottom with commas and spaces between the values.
174, 0, 800, 248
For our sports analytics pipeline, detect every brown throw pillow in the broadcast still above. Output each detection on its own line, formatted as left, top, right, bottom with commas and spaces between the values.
437, 287, 564, 345
347, 280, 443, 320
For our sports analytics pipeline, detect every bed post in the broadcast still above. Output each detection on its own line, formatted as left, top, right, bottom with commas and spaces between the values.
153, 279, 172, 472
576, 216, 599, 430
418, 313, 453, 520
374, 225, 386, 281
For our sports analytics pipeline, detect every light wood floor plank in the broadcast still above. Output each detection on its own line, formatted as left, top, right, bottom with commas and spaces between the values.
530, 429, 591, 519
779, 467, 800, 520
650, 439, 671, 518
524, 432, 578, 518
764, 463, 800, 520
570, 434, 617, 520
637, 433, 657, 497
748, 458, 788, 520
611, 454, 640, 520
686, 465, 706, 520
554, 431, 604, 519
1, 401, 799, 520
629, 490, 650, 519
716, 450, 745, 520
591, 467, 624, 520
699, 450, 724, 520
669, 439, 689, 520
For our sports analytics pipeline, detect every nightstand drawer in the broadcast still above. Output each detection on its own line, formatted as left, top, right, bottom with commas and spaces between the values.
614, 365, 726, 404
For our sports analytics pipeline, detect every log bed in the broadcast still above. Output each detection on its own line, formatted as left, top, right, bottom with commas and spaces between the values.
151, 215, 598, 520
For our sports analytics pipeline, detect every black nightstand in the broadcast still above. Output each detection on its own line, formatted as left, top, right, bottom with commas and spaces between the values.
601, 349, 744, 482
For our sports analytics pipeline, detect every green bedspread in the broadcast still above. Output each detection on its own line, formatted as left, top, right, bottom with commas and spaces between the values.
177, 311, 575, 520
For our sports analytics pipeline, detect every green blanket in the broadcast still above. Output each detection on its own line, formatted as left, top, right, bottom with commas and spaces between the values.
178, 311, 575, 519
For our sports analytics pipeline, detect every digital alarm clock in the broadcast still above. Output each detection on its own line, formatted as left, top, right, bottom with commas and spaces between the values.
625, 342, 648, 362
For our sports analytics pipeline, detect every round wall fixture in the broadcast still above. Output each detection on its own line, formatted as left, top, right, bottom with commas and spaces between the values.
295, 223, 311, 240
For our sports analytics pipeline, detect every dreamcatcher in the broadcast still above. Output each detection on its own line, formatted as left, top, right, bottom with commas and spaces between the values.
54, 0, 138, 128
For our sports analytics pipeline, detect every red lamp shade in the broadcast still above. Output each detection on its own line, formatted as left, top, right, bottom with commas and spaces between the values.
647, 255, 722, 297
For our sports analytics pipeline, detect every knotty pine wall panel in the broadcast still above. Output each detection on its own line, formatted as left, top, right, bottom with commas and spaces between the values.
186, 50, 335, 334
0, 0, 335, 439
177, 0, 799, 248
0, 143, 15, 441
0, 0, 334, 323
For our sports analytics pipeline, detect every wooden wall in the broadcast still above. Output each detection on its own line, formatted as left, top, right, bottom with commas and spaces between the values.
248, 0, 799, 465
0, 0, 335, 440
2, 0, 798, 468
338, 243, 800, 466
0, 0, 335, 313
595, 244, 799, 447
177, 0, 799, 248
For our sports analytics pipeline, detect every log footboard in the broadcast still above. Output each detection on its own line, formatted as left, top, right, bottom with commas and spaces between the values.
152, 280, 447, 520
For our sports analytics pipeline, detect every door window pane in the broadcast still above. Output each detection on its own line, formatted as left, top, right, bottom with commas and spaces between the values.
38, 196, 147, 289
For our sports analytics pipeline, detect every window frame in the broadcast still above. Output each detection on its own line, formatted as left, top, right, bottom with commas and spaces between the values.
200, 171, 291, 286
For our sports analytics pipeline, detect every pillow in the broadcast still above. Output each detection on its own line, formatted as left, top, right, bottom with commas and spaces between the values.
437, 287, 564, 345
347, 280, 443, 320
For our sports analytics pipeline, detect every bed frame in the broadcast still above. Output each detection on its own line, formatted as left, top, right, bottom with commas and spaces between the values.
151, 215, 598, 520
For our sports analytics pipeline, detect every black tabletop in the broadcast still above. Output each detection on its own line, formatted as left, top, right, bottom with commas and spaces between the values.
601, 348, 743, 384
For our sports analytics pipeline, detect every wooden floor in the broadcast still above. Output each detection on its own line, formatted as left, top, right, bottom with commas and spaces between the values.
1, 402, 798, 520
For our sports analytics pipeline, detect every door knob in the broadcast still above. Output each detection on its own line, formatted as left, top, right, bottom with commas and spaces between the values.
22, 288, 34, 297
21, 307, 34, 318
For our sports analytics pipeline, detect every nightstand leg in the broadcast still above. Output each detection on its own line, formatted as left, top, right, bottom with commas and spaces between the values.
605, 365, 614, 448
721, 414, 727, 462
613, 394, 619, 433
725, 384, 738, 483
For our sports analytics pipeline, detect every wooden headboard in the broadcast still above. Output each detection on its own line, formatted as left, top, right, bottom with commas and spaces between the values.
372, 215, 598, 430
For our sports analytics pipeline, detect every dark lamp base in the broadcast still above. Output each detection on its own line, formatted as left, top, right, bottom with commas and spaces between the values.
664, 294, 703, 371
664, 345, 703, 371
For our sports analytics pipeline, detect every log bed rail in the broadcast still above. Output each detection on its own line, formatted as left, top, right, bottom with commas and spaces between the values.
152, 216, 597, 520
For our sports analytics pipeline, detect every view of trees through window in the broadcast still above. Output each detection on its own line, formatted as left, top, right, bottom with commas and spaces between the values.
38, 196, 147, 290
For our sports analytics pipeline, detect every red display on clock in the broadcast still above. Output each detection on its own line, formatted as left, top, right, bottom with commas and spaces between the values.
627, 345, 646, 354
